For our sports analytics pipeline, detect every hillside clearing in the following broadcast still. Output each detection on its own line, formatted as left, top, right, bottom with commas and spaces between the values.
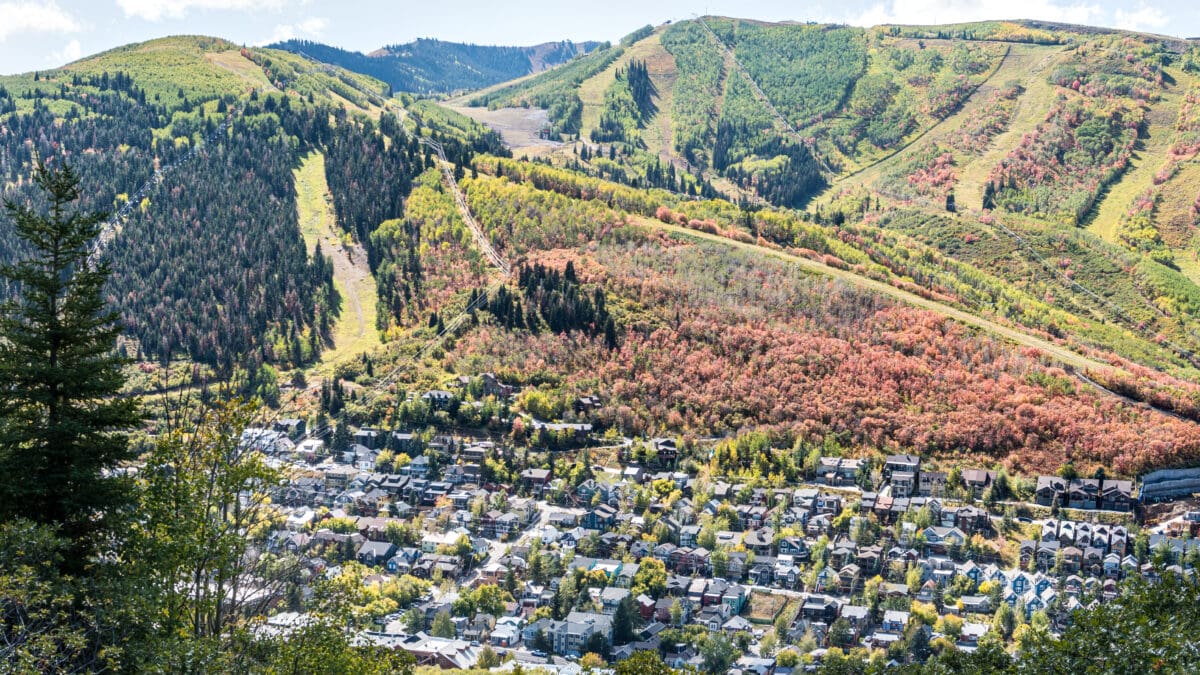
578, 32, 674, 143
1086, 74, 1189, 242
294, 152, 381, 372
447, 104, 561, 155
952, 46, 1065, 213
203, 50, 276, 91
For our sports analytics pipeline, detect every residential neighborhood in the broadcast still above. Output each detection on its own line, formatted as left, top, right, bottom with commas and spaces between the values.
244, 379, 1200, 672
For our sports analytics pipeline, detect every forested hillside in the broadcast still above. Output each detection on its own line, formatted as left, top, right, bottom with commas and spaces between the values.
271, 38, 600, 94
0, 37, 503, 394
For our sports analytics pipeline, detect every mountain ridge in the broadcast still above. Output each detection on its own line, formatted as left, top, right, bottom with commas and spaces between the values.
270, 37, 602, 94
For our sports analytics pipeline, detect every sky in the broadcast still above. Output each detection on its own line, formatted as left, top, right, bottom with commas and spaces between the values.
0, 0, 1196, 76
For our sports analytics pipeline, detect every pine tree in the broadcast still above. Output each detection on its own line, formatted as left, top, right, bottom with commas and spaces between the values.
612, 595, 639, 645
0, 162, 141, 562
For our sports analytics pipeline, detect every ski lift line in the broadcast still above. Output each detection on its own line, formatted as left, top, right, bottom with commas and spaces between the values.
88, 102, 246, 266
248, 139, 505, 430
693, 15, 836, 177
418, 137, 512, 278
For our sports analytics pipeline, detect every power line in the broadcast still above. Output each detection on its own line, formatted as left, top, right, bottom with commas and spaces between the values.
418, 137, 512, 278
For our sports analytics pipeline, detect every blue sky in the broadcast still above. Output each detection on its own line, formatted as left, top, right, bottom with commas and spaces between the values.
1, 0, 1195, 76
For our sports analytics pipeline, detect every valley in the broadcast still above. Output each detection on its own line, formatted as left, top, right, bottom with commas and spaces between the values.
4, 13, 1200, 675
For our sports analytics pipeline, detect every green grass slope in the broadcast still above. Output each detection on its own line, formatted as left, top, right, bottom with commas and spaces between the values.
2, 35, 390, 115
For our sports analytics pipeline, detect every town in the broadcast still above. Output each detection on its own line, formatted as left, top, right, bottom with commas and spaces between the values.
242, 375, 1200, 673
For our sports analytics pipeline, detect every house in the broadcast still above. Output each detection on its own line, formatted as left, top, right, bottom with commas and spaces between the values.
801, 594, 840, 623
421, 390, 454, 409
703, 579, 729, 607
557, 612, 614, 656
490, 621, 521, 648
840, 605, 871, 643
240, 428, 289, 454
722, 616, 754, 635
294, 439, 326, 462
574, 395, 601, 414
959, 622, 990, 648
959, 595, 991, 614
1036, 476, 1066, 507
695, 605, 729, 632
774, 558, 801, 588
817, 457, 862, 486
402, 455, 431, 478
412, 554, 463, 579
918, 471, 947, 497
881, 610, 910, 633
890, 471, 917, 499
837, 564, 861, 593
884, 455, 920, 495
353, 428, 381, 450
735, 656, 775, 675
386, 548, 422, 574
520, 468, 552, 496
778, 537, 810, 560
814, 494, 842, 516
600, 587, 631, 615
954, 506, 990, 534
273, 418, 306, 439
636, 594, 657, 621
1067, 479, 1100, 510
394, 634, 480, 669
655, 597, 688, 624
614, 562, 639, 589
885, 454, 920, 477
391, 432, 423, 455
959, 469, 994, 497
651, 437, 679, 466
743, 528, 774, 556
722, 584, 748, 614
1101, 480, 1133, 511
922, 526, 967, 554
584, 504, 618, 531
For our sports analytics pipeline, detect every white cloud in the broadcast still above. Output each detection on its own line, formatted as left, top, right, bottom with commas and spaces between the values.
50, 38, 81, 64
116, 0, 289, 22
846, 0, 1103, 27
258, 16, 327, 45
0, 1, 81, 41
1113, 4, 1169, 33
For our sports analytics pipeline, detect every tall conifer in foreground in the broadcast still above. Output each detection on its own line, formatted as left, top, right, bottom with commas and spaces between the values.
0, 162, 140, 563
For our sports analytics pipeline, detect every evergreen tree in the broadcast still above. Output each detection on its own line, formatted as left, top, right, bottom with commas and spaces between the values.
0, 162, 141, 562
332, 415, 352, 453
612, 594, 639, 645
